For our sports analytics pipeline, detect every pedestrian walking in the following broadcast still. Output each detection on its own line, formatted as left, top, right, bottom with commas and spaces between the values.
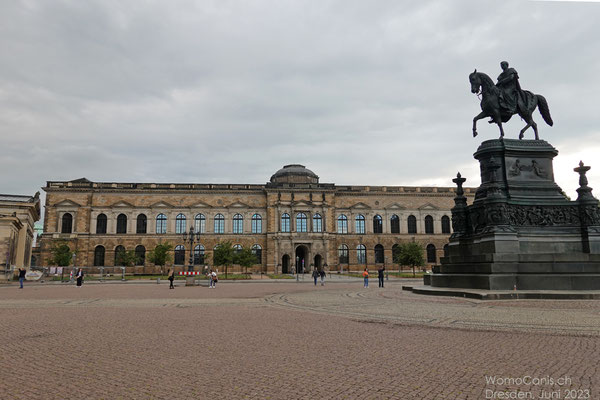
208, 269, 214, 288
211, 270, 218, 288
363, 267, 369, 288
319, 268, 325, 286
75, 268, 84, 287
312, 268, 319, 286
378, 265, 385, 288
18, 267, 26, 289
168, 269, 175, 289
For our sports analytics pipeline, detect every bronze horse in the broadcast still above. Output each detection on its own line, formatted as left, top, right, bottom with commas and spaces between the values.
469, 70, 553, 140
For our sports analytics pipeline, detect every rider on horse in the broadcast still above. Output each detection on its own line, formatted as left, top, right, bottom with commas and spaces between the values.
470, 62, 553, 140
496, 61, 523, 115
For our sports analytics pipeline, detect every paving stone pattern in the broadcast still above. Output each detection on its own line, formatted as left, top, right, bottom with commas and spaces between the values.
1, 282, 599, 399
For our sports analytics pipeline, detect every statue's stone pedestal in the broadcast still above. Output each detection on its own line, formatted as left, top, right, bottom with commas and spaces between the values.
429, 139, 600, 291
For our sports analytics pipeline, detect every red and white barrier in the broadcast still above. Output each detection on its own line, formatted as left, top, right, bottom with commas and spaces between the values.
178, 271, 204, 276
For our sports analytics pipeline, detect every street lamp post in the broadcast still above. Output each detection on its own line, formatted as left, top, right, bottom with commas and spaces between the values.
385, 257, 389, 281
182, 226, 200, 273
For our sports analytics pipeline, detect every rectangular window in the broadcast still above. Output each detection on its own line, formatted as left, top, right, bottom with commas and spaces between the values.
214, 219, 224, 234
233, 220, 243, 234
252, 218, 262, 234
313, 218, 322, 233
355, 220, 365, 234
194, 218, 206, 234
156, 220, 166, 234
337, 218, 347, 234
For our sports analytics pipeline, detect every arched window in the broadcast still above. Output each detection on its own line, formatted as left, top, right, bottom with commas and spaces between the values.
373, 215, 383, 234
427, 244, 437, 263
61, 213, 73, 234
296, 213, 308, 232
214, 214, 225, 234
233, 214, 244, 234
374, 244, 384, 264
93, 245, 105, 266
355, 215, 365, 234
425, 215, 434, 234
136, 214, 147, 234
114, 245, 126, 266
175, 213, 187, 234
392, 244, 401, 264
407, 215, 417, 234
194, 214, 206, 233
312, 214, 322, 233
337, 215, 348, 234
135, 245, 145, 265
443, 244, 449, 257
441, 215, 451, 234
252, 244, 262, 264
251, 214, 262, 234
156, 214, 167, 234
174, 245, 185, 265
281, 213, 290, 233
194, 244, 205, 265
338, 244, 349, 264
96, 214, 107, 234
117, 214, 127, 234
390, 215, 400, 234
357, 244, 366, 264
233, 244, 242, 255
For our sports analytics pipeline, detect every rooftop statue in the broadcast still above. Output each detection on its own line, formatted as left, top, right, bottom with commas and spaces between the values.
469, 61, 553, 140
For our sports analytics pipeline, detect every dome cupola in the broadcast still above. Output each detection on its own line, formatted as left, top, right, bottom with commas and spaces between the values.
269, 164, 319, 184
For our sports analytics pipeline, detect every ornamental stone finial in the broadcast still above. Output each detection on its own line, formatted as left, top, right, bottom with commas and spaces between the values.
453, 172, 466, 197
574, 161, 595, 202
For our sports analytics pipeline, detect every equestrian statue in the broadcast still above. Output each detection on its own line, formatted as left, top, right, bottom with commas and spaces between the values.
469, 61, 553, 140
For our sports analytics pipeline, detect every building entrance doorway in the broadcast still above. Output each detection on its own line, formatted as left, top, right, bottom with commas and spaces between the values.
282, 254, 290, 274
314, 254, 322, 270
295, 246, 308, 274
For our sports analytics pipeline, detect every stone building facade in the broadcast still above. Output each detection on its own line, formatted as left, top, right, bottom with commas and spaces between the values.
39, 165, 475, 273
0, 193, 41, 276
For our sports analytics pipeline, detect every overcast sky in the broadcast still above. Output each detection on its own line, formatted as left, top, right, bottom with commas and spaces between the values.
2, 0, 600, 205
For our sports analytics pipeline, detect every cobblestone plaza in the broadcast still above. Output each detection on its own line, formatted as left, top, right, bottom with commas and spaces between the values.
1, 281, 598, 399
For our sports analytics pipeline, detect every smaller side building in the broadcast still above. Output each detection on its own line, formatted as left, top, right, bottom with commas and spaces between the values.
0, 193, 41, 277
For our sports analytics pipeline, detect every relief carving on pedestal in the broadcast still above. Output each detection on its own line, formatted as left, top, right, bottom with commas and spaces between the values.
467, 203, 595, 233
508, 159, 548, 178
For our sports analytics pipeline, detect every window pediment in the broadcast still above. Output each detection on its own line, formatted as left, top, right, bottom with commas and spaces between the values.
418, 203, 440, 211
190, 201, 212, 209
349, 202, 371, 210
53, 200, 81, 208
293, 200, 312, 207
150, 201, 174, 208
385, 202, 406, 210
227, 201, 250, 208
111, 200, 135, 208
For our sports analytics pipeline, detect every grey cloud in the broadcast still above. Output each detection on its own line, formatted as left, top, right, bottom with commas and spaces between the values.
1, 0, 600, 205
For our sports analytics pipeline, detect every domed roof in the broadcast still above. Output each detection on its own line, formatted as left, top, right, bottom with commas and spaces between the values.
270, 164, 319, 184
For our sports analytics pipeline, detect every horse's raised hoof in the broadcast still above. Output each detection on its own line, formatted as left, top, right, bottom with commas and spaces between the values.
473, 131, 478, 137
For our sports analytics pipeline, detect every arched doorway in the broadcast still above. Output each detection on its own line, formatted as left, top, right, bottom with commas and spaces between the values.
282, 254, 290, 274
295, 246, 308, 274
314, 254, 322, 270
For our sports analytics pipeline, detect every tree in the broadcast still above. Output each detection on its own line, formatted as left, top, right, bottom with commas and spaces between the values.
235, 246, 256, 275
148, 243, 173, 274
116, 249, 139, 268
49, 241, 75, 267
213, 241, 234, 279
394, 242, 425, 277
